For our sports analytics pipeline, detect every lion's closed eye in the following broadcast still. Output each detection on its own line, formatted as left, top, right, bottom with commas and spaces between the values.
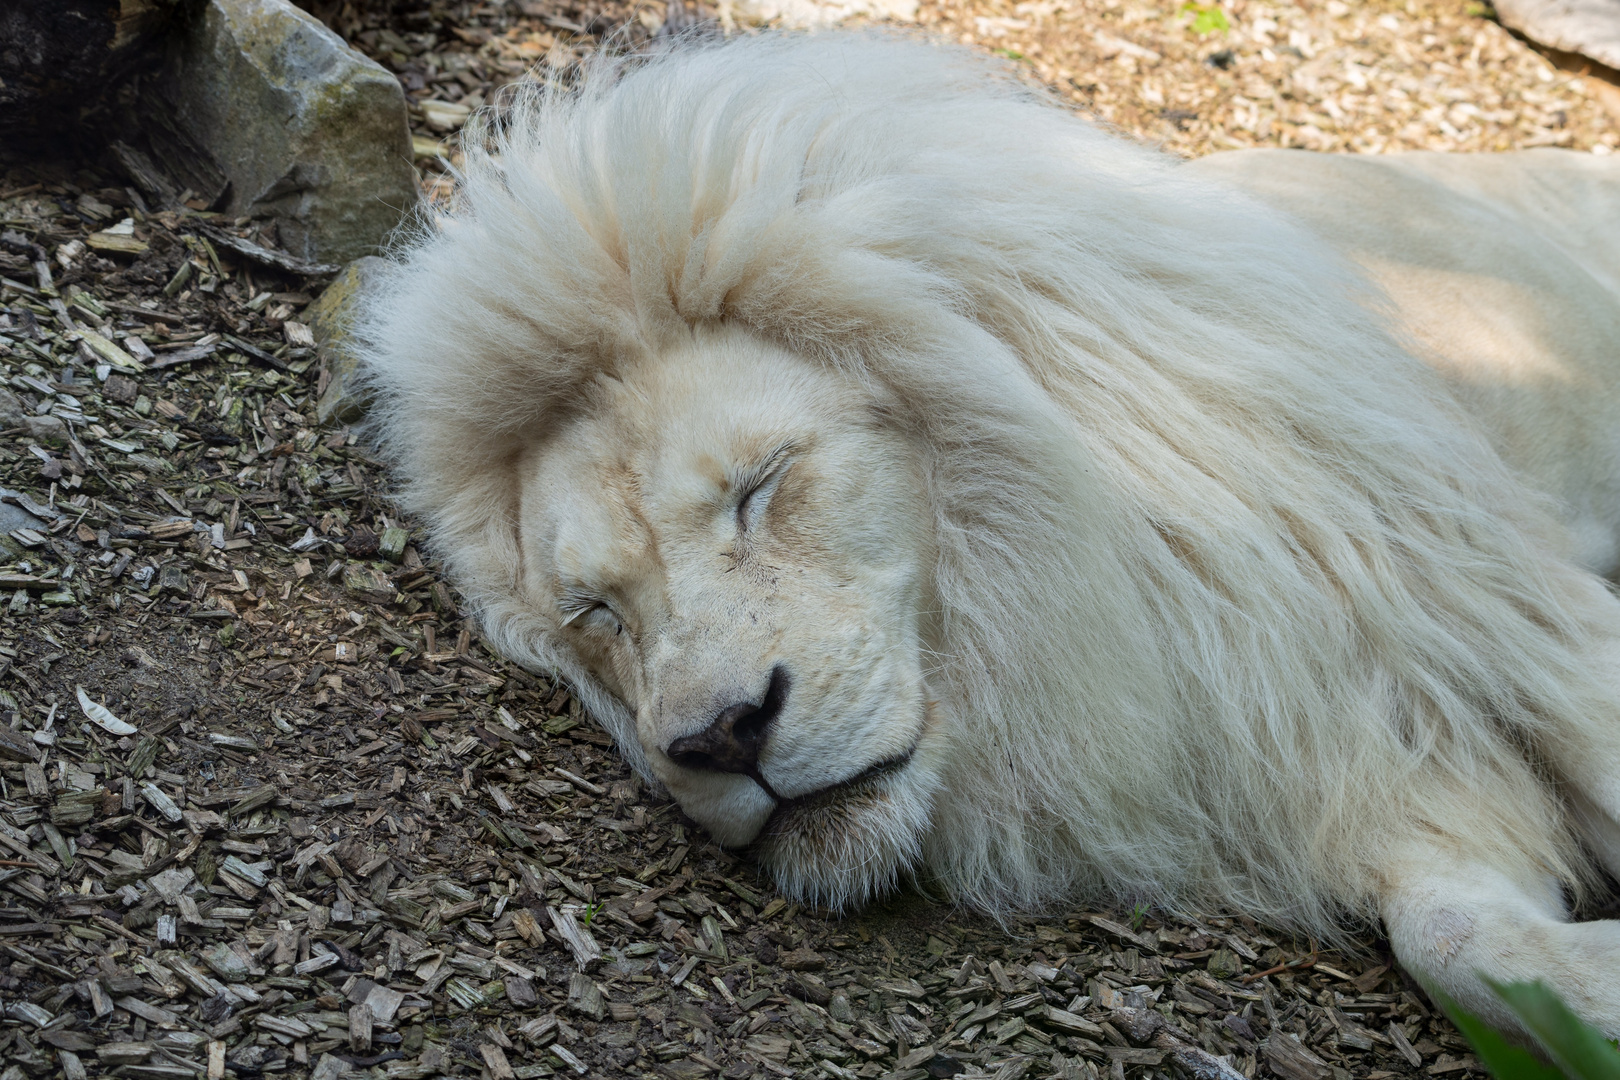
560, 594, 623, 636
736, 451, 795, 533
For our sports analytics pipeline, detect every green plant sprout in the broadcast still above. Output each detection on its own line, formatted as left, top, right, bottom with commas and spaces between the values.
1180, 2, 1231, 35
582, 901, 603, 928
1129, 901, 1150, 931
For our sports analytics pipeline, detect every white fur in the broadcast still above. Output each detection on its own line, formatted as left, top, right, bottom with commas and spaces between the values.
355, 32, 1620, 1041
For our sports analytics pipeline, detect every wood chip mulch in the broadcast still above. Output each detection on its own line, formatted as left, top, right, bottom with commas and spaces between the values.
3, 0, 1611, 1078
917, 0, 1619, 157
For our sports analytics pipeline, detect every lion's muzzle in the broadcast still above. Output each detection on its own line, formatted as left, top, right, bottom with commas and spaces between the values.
665, 665, 789, 801
759, 741, 919, 836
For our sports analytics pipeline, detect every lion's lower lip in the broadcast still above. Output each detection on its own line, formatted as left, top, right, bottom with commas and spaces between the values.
759, 746, 916, 833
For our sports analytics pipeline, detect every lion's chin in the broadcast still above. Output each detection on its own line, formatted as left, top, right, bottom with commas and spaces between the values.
664, 773, 778, 848
750, 757, 937, 911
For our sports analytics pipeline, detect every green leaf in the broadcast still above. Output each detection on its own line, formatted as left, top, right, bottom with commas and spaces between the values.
1486, 981, 1620, 1080
1441, 990, 1563, 1080
1436, 981, 1620, 1080
1179, 2, 1230, 35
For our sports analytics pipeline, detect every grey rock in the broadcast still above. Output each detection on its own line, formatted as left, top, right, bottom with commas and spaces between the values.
23, 415, 67, 444
0, 487, 48, 562
1494, 0, 1620, 71
310, 256, 389, 423
0, 490, 46, 536
158, 0, 419, 265
0, 389, 61, 446
0, 387, 24, 430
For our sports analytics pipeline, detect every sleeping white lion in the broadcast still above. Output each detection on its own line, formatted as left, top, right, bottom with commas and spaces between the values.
355, 33, 1620, 1041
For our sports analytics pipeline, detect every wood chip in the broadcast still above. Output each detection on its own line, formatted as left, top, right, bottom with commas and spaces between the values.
480, 1043, 516, 1080
139, 782, 184, 823
547, 905, 601, 969
348, 1002, 373, 1052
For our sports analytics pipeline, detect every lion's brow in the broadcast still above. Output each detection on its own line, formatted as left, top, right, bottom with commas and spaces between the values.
731, 440, 799, 494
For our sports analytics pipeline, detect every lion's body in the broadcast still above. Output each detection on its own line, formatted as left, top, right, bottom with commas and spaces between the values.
1195, 148, 1620, 574
357, 33, 1620, 1038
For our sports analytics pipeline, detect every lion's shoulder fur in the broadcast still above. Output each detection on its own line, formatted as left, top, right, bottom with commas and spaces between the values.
1192, 147, 1620, 575
358, 32, 1620, 934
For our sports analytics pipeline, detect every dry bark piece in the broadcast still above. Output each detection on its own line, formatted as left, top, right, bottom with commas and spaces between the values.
97, 1042, 156, 1065
1042, 1005, 1104, 1038
378, 526, 410, 562
1263, 1033, 1334, 1080
198, 224, 339, 277
1085, 914, 1160, 953
547, 906, 601, 969
1387, 1021, 1425, 1067
480, 1044, 516, 1080
140, 782, 184, 823
780, 947, 828, 971
566, 971, 606, 1019
311, 1053, 351, 1080
344, 524, 379, 558
75, 330, 141, 371
1207, 946, 1243, 979
348, 1002, 372, 1051
0, 726, 38, 762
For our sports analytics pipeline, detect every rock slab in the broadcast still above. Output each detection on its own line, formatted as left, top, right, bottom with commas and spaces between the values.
1495, 0, 1620, 71
157, 0, 419, 265
310, 256, 388, 424
0, 387, 66, 445
0, 485, 49, 562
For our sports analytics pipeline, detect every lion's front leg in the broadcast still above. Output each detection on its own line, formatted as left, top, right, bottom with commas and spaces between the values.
1378, 834, 1620, 1044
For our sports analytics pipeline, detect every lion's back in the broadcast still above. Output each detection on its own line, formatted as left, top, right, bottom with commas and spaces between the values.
1192, 148, 1620, 574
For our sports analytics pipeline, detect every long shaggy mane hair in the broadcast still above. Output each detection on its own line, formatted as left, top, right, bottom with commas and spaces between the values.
356, 32, 1618, 937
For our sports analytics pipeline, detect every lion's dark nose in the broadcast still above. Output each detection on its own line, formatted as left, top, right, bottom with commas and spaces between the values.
667, 666, 789, 799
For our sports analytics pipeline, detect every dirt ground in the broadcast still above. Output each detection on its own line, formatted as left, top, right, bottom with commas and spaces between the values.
0, 1, 1616, 1079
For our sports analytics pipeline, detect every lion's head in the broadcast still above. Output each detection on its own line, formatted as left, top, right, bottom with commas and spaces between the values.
357, 32, 1603, 925
508, 325, 947, 902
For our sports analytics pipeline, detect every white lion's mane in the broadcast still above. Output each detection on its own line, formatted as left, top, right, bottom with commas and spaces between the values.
356, 32, 1616, 939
